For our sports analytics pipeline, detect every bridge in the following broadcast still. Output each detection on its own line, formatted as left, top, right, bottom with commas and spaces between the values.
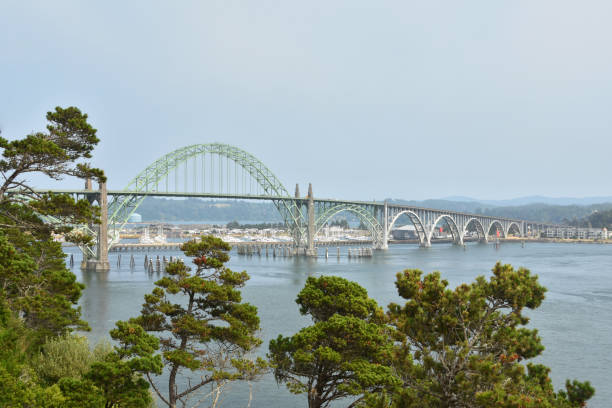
36, 143, 572, 271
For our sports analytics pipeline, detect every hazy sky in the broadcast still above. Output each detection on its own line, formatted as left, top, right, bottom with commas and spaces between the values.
1, 1, 611, 201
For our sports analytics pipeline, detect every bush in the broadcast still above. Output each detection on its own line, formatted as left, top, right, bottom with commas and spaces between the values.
36, 334, 111, 384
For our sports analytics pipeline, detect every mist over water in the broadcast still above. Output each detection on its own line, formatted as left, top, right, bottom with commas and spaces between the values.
67, 242, 612, 407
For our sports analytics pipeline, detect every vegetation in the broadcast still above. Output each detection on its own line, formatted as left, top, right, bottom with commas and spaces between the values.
569, 208, 612, 229
329, 218, 350, 229
137, 197, 283, 222
269, 276, 398, 408
122, 236, 267, 407
389, 199, 612, 225
0, 106, 597, 407
378, 262, 594, 407
0, 107, 104, 343
36, 334, 111, 384
226, 220, 284, 230
0, 106, 157, 407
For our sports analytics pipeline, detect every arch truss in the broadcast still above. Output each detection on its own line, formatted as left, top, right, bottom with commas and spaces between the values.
107, 143, 304, 248
384, 204, 524, 247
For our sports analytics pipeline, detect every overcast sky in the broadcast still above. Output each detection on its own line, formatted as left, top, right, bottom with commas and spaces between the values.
1, 1, 611, 201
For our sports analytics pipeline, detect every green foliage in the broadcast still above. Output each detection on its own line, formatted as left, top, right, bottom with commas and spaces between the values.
34, 321, 161, 408
0, 106, 158, 407
0, 106, 105, 343
328, 218, 350, 229
138, 197, 283, 222
0, 230, 88, 343
570, 208, 612, 229
227, 220, 284, 230
0, 295, 68, 408
381, 262, 594, 408
36, 334, 111, 384
269, 276, 398, 408
0, 106, 103, 190
296, 275, 382, 322
127, 235, 266, 407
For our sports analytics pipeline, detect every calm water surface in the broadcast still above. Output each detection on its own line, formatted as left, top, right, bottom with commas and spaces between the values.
66, 242, 612, 407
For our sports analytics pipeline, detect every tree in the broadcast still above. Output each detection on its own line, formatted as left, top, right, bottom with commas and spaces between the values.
126, 236, 266, 408
269, 276, 398, 408
25, 320, 160, 408
0, 106, 103, 198
0, 106, 157, 407
76, 321, 162, 408
0, 106, 105, 341
0, 291, 68, 408
383, 262, 594, 408
0, 106, 104, 237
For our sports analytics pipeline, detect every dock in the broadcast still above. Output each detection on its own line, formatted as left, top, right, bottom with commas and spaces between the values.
109, 240, 373, 253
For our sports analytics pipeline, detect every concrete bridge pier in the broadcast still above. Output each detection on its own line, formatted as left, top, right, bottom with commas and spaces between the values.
85, 181, 111, 272
306, 183, 317, 257
380, 201, 389, 250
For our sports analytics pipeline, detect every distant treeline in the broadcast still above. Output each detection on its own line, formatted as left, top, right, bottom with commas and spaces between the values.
388, 199, 612, 225
226, 221, 284, 230
136, 198, 283, 222
481, 203, 612, 225
568, 208, 612, 228
137, 197, 612, 227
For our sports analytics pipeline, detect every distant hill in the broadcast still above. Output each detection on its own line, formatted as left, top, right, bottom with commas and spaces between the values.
481, 203, 612, 224
440, 195, 612, 207
387, 199, 485, 213
135, 198, 282, 223
572, 208, 612, 228
382, 198, 612, 224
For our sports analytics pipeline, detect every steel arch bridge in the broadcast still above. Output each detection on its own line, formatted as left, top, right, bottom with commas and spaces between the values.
45, 142, 573, 268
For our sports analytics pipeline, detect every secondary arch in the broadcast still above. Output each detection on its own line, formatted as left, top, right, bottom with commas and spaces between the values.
315, 203, 384, 248
387, 210, 428, 246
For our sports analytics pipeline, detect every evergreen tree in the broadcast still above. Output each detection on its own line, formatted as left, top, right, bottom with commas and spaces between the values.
381, 262, 594, 407
0, 106, 104, 341
269, 276, 398, 408
125, 236, 266, 408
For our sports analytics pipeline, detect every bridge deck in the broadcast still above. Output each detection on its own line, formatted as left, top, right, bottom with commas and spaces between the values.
26, 188, 579, 228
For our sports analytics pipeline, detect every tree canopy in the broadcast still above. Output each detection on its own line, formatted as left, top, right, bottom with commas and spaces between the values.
381, 262, 594, 408
269, 276, 398, 408
124, 236, 266, 408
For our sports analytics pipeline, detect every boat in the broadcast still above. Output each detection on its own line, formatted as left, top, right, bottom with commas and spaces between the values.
139, 226, 167, 244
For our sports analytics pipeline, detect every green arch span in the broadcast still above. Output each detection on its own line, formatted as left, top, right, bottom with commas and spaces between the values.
107, 143, 302, 246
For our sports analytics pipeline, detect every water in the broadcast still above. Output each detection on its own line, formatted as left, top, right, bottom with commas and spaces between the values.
66, 242, 612, 407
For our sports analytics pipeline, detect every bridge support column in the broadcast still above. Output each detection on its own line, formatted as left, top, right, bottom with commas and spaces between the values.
293, 184, 303, 248
86, 181, 110, 272
306, 183, 316, 257
381, 201, 389, 250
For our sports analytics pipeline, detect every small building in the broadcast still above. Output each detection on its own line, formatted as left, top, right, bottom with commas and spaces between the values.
392, 224, 417, 240
128, 213, 142, 223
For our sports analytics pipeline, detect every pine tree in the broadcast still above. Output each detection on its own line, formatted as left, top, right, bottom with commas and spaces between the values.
269, 276, 398, 408
126, 236, 266, 408
382, 262, 594, 408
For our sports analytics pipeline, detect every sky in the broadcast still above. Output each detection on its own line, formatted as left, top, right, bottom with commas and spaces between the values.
1, 1, 611, 201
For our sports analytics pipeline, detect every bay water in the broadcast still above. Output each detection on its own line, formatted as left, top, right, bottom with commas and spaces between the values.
66, 242, 612, 407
